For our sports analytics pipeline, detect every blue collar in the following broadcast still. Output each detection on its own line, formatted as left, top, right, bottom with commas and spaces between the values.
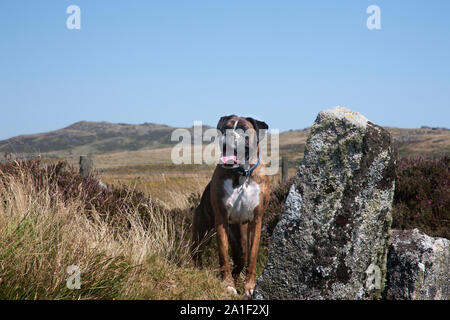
230, 155, 261, 176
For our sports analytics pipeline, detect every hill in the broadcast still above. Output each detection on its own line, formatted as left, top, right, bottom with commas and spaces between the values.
0, 121, 449, 165
0, 121, 186, 158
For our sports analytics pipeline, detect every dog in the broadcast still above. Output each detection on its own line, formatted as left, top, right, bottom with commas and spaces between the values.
191, 115, 270, 297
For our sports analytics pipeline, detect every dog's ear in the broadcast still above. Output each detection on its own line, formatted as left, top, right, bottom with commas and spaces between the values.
216, 115, 235, 131
246, 117, 269, 142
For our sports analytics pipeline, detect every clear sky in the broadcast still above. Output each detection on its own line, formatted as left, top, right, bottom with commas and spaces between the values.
0, 0, 449, 140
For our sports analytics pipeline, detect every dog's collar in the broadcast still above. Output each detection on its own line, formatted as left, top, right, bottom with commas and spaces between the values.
224, 155, 261, 176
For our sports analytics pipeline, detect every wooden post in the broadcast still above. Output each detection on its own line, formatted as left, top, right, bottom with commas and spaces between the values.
281, 156, 288, 183
79, 154, 94, 176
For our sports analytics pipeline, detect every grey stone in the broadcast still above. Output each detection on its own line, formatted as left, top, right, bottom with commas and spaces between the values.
254, 106, 396, 300
383, 229, 449, 300
79, 154, 94, 176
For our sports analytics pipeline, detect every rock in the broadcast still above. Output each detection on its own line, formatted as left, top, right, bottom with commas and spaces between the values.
383, 229, 449, 300
253, 106, 396, 300
97, 180, 108, 190
79, 155, 94, 176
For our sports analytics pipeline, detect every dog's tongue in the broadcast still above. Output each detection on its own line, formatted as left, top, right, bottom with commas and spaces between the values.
221, 155, 238, 164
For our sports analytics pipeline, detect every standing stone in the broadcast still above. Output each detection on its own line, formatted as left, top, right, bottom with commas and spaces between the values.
254, 106, 396, 300
281, 156, 289, 183
383, 229, 449, 300
79, 154, 94, 176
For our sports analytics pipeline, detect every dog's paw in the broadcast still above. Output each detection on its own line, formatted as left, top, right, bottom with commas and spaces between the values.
244, 289, 254, 299
226, 286, 238, 295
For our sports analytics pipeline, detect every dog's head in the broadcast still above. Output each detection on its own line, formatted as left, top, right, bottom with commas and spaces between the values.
216, 115, 268, 168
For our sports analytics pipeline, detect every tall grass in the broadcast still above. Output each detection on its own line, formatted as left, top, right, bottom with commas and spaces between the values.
0, 161, 234, 300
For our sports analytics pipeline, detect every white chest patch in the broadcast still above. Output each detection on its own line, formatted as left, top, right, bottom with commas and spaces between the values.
222, 177, 260, 224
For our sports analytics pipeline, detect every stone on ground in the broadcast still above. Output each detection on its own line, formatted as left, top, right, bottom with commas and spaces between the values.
383, 229, 449, 300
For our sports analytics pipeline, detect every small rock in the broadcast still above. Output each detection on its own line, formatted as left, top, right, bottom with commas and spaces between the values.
383, 229, 449, 300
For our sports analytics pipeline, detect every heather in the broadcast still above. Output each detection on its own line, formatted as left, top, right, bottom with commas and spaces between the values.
0, 159, 167, 226
261, 178, 293, 248
392, 156, 449, 239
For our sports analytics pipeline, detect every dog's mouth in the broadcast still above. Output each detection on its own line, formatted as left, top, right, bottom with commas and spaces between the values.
220, 155, 238, 167
220, 130, 252, 168
220, 146, 251, 168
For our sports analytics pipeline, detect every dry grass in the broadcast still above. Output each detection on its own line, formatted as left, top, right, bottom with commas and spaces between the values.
0, 169, 236, 300
98, 162, 293, 210
100, 164, 214, 209
385, 127, 450, 156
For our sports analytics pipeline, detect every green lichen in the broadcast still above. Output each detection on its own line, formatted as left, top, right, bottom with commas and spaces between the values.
372, 198, 393, 299
433, 246, 450, 299
414, 265, 425, 299
310, 116, 335, 136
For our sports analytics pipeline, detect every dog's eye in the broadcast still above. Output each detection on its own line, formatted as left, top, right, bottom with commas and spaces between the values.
221, 126, 232, 134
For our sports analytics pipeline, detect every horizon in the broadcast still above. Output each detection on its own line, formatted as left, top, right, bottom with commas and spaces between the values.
2, 116, 449, 141
1, 1, 449, 140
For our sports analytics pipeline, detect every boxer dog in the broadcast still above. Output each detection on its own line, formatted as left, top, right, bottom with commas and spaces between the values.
191, 115, 270, 297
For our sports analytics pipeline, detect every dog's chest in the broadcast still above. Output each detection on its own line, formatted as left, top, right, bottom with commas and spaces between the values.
222, 177, 260, 224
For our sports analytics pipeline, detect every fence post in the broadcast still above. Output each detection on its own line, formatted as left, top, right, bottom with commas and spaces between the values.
79, 154, 94, 176
281, 156, 288, 183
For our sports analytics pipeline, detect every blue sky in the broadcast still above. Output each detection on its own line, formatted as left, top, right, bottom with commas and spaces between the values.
0, 0, 449, 140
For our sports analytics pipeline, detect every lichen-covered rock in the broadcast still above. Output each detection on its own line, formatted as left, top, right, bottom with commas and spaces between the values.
253, 106, 396, 300
383, 229, 449, 300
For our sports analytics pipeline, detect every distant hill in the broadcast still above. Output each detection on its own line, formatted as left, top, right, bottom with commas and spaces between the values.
277, 126, 450, 165
0, 121, 449, 160
0, 121, 184, 158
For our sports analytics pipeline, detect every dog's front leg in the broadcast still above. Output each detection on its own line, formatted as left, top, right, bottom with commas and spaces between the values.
215, 216, 236, 294
244, 215, 262, 297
